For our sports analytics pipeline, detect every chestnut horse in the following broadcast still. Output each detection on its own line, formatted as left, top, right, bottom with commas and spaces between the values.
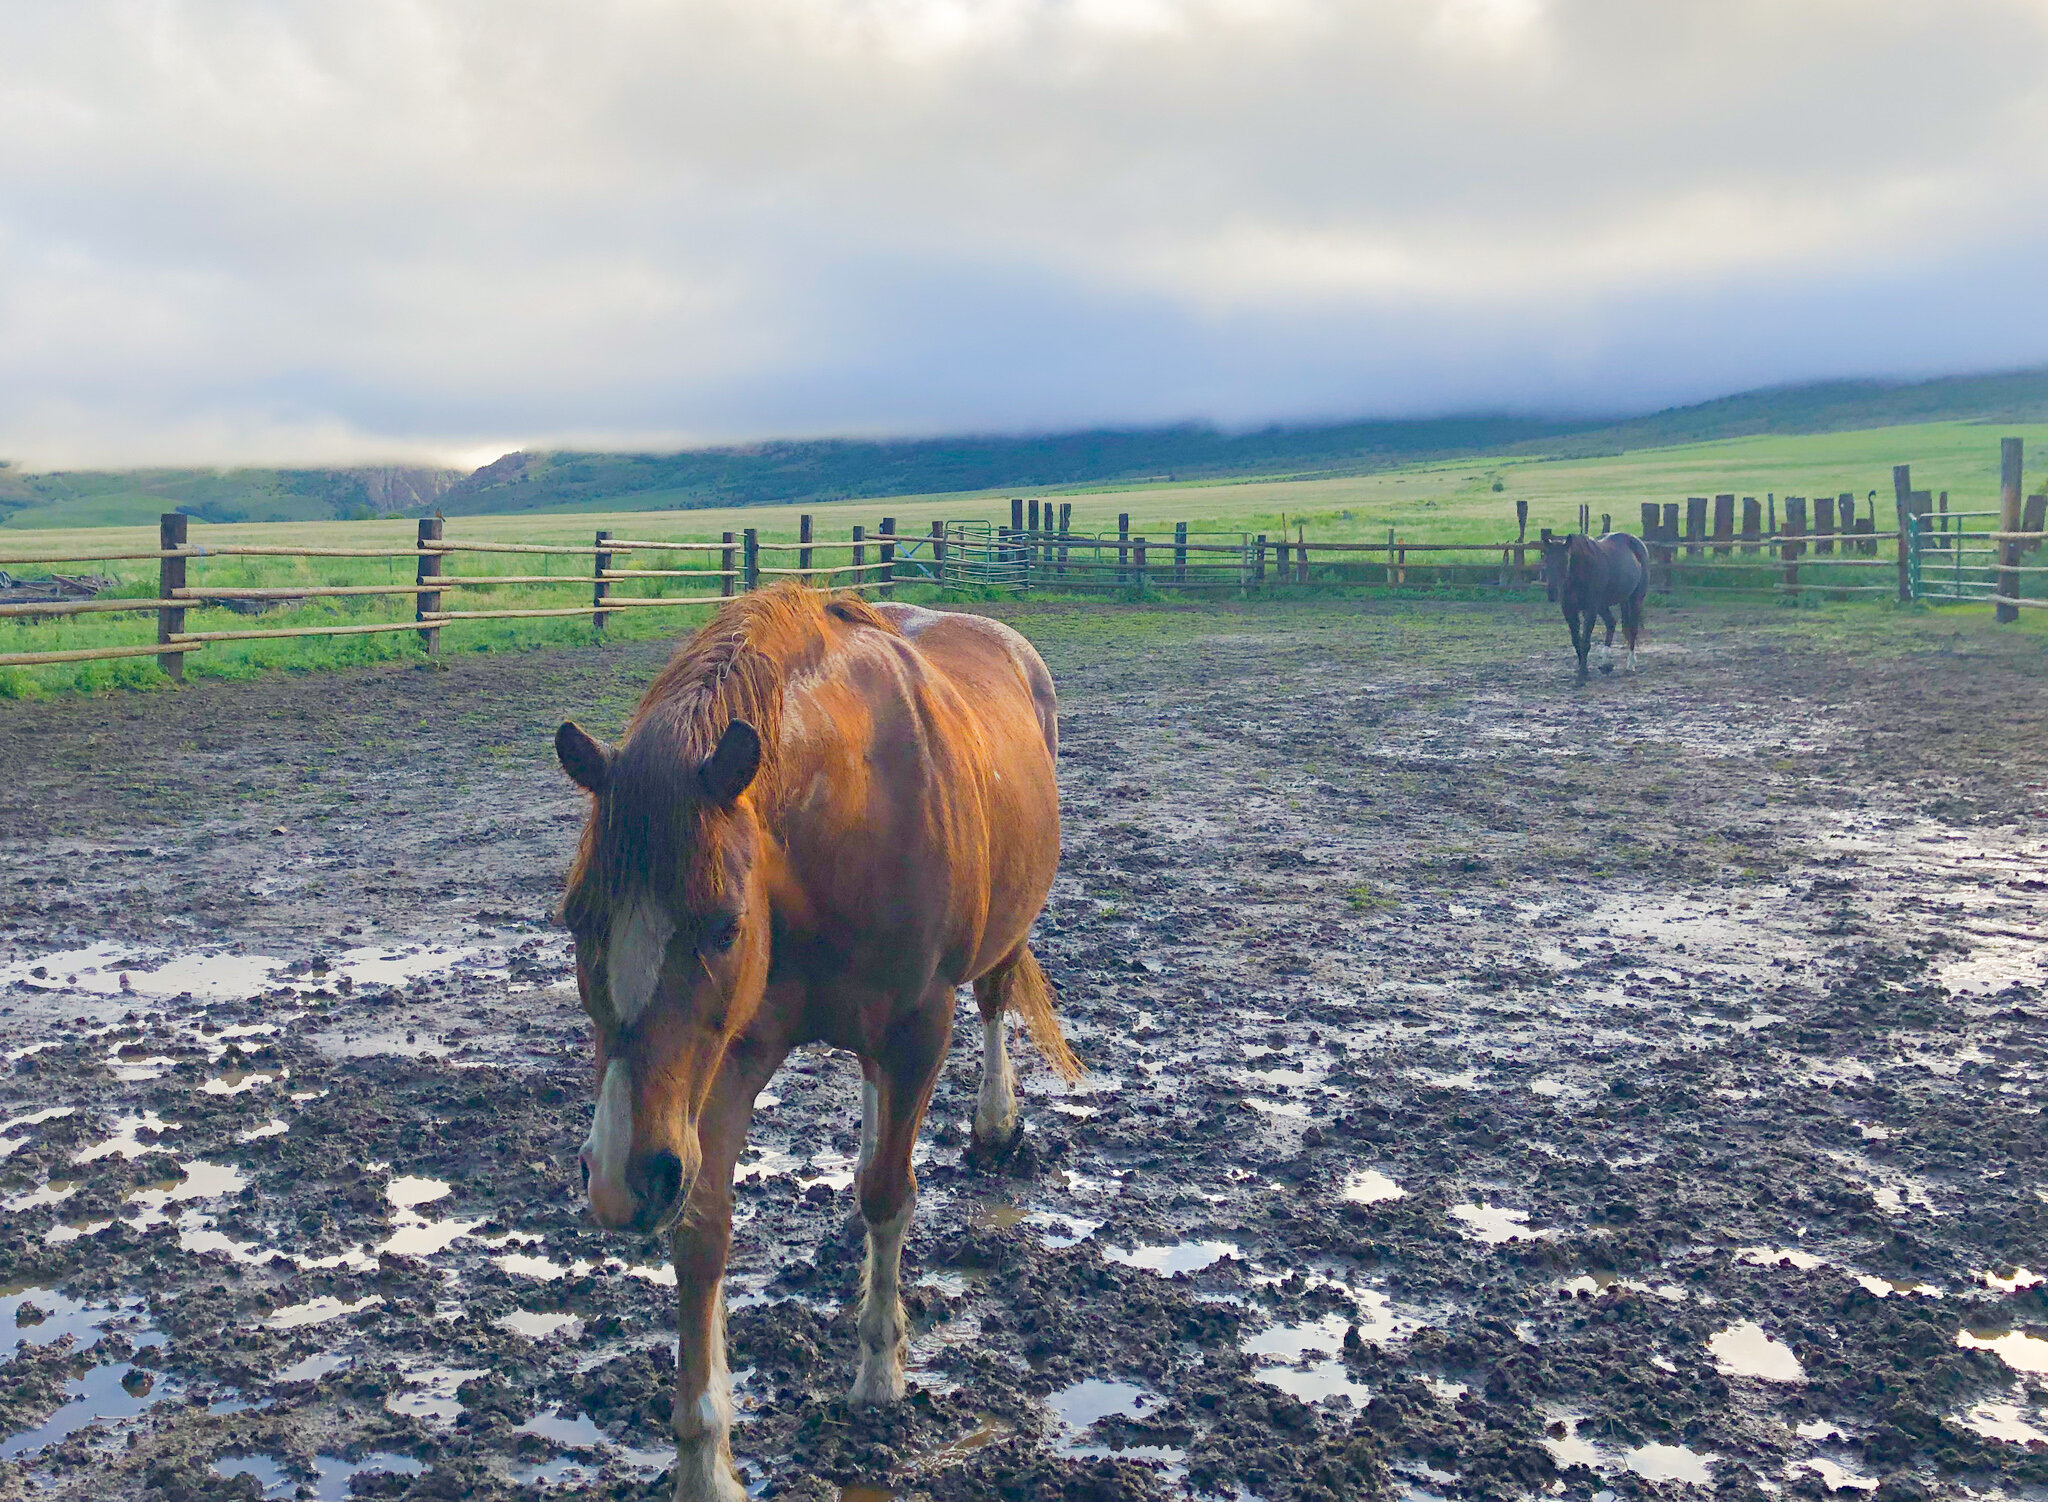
552, 582, 1080, 1501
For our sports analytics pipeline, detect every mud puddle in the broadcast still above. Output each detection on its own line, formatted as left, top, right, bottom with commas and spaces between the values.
6, 600, 2048, 1498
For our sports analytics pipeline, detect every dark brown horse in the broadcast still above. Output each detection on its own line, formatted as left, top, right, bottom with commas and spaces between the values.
1541, 531, 1648, 685
553, 583, 1080, 1501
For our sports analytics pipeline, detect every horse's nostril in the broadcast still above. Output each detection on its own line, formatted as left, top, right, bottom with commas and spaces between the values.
644, 1150, 683, 1213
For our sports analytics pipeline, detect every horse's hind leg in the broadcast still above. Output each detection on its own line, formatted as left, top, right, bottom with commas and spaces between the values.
852, 992, 951, 1407
1598, 606, 1618, 674
970, 971, 1020, 1155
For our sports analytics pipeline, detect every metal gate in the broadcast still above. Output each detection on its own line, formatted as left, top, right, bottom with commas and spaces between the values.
1907, 509, 2002, 603
938, 521, 1031, 590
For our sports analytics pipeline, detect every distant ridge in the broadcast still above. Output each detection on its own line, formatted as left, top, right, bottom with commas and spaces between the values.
431, 415, 1594, 517
0, 464, 461, 530
1546, 368, 2048, 454
6, 366, 2048, 528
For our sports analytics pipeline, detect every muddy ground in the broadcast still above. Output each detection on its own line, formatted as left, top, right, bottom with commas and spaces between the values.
0, 596, 2044, 1502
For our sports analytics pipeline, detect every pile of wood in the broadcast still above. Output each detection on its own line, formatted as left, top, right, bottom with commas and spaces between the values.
0, 571, 114, 604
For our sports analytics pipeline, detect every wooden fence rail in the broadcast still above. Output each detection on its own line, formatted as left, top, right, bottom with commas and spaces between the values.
0, 515, 898, 674
9, 454, 2045, 675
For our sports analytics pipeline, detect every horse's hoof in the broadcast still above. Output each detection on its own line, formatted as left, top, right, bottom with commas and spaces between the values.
963, 1118, 1025, 1172
849, 1359, 907, 1408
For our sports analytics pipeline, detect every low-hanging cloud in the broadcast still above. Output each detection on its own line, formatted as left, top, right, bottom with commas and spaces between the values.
4, 0, 2048, 468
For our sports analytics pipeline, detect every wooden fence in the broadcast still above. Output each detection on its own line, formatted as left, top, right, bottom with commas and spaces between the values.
955, 497, 1914, 600
0, 515, 899, 675
10, 445, 2047, 674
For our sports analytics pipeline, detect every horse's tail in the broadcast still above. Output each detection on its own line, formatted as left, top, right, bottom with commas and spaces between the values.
990, 944, 1085, 1082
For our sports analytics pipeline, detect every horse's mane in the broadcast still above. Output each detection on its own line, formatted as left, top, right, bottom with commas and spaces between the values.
566, 584, 896, 916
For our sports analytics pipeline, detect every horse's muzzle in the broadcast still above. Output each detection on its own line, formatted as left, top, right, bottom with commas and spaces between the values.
580, 1145, 688, 1234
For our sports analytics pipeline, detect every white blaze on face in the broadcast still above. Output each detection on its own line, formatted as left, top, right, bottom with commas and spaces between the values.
607, 895, 673, 1025
584, 1058, 634, 1208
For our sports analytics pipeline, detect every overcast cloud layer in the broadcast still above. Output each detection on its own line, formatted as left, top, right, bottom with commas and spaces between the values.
5, 0, 2048, 469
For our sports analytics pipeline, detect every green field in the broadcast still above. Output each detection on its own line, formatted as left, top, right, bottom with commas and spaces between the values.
3, 418, 2040, 697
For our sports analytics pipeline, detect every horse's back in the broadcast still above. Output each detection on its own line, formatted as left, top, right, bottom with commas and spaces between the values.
873, 602, 1057, 761
1601, 533, 1649, 598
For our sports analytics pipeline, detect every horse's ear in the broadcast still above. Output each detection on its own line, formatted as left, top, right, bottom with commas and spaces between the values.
555, 721, 611, 793
700, 720, 761, 805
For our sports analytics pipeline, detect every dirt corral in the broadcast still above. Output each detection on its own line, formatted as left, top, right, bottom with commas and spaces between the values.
0, 597, 2044, 1502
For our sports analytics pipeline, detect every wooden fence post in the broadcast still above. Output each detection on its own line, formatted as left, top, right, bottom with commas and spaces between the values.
1515, 500, 1528, 572
1639, 502, 1658, 538
416, 516, 443, 653
1057, 503, 1072, 570
1275, 531, 1289, 584
1713, 494, 1734, 556
742, 529, 759, 591
929, 520, 945, 584
1782, 496, 1806, 594
879, 517, 897, 595
1174, 521, 1188, 585
1767, 494, 1776, 538
1254, 534, 1267, 585
721, 532, 735, 597
1297, 524, 1309, 585
1814, 495, 1835, 555
1740, 497, 1760, 555
592, 530, 612, 632
798, 514, 813, 586
1892, 465, 1913, 602
1998, 437, 2023, 622
1600, 512, 1611, 537
850, 526, 864, 587
157, 512, 188, 679
1387, 527, 1397, 587
1133, 536, 1147, 592
1117, 513, 1130, 586
1838, 493, 1856, 546
1685, 497, 1707, 558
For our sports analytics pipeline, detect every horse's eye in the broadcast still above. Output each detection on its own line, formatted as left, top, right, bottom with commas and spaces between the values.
701, 917, 739, 953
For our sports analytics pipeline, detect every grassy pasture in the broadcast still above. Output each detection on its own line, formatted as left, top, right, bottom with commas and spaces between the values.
3, 418, 2040, 696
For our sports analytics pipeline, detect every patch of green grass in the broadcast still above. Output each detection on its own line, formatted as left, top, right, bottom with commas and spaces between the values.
1347, 884, 1398, 913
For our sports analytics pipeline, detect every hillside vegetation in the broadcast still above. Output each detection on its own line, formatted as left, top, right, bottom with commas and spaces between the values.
0, 464, 459, 530
7, 366, 2048, 530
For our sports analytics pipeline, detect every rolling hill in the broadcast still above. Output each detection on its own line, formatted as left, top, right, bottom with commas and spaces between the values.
8, 366, 2048, 530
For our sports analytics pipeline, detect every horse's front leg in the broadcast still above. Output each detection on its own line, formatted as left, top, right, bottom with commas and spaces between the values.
852, 992, 952, 1406
670, 1049, 783, 1502
1598, 606, 1618, 674
1572, 609, 1593, 684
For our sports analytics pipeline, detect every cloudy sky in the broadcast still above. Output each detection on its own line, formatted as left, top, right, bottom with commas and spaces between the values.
5, 0, 2048, 470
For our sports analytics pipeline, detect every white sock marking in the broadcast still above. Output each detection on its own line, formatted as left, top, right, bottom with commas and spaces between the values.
974, 1012, 1017, 1143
